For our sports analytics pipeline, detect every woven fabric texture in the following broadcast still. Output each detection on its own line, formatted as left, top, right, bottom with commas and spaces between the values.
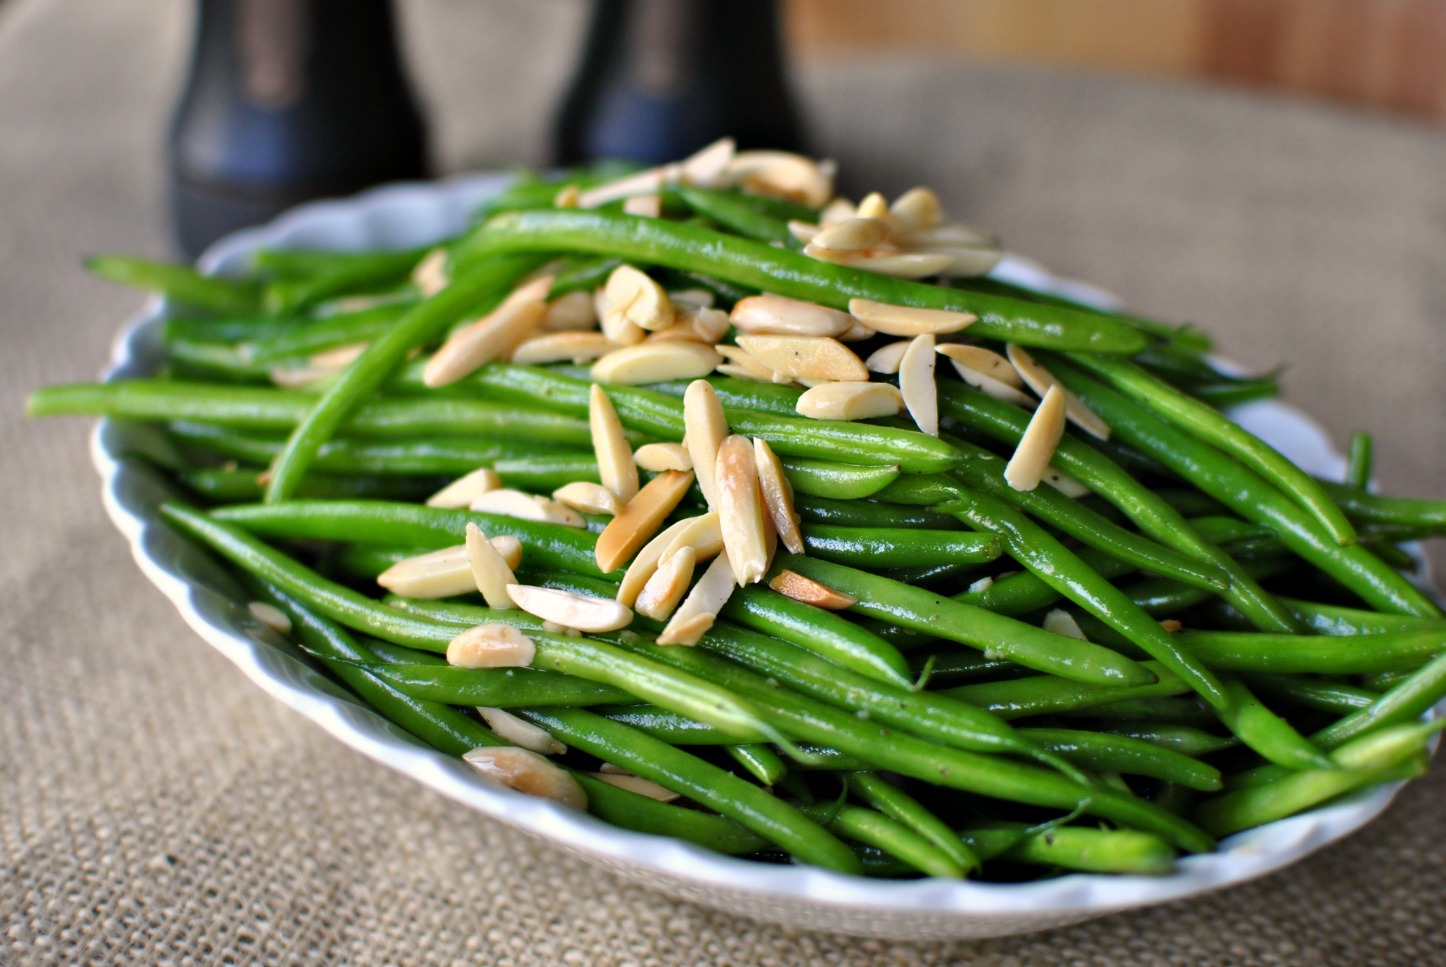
3, 0, 1444, 963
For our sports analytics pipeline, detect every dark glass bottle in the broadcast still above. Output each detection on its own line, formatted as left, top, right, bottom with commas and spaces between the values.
552, 0, 805, 166
168, 0, 430, 258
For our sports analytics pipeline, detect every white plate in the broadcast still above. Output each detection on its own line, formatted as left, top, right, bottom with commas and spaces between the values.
91, 174, 1433, 940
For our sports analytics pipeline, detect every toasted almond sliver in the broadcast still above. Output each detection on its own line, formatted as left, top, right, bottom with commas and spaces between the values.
848, 298, 979, 337
808, 217, 892, 252
426, 467, 504, 508
787, 220, 820, 245
507, 584, 634, 633
730, 295, 856, 338
727, 150, 834, 207
552, 481, 622, 517
677, 136, 737, 187
684, 380, 729, 510
1043, 608, 1088, 641
511, 331, 614, 365
465, 523, 521, 608
935, 344, 1023, 388
910, 223, 998, 247
636, 545, 697, 621
714, 345, 778, 382
847, 252, 957, 279
1043, 466, 1092, 498
717, 363, 773, 383
595, 470, 697, 574
268, 365, 332, 389
577, 167, 668, 209
589, 383, 639, 505
308, 341, 368, 372
591, 341, 722, 385
662, 510, 724, 563
838, 322, 876, 342
447, 623, 537, 668
553, 184, 581, 208
752, 438, 804, 555
377, 543, 481, 600
716, 435, 772, 586
597, 286, 646, 346
463, 746, 587, 810
423, 275, 552, 387
899, 333, 939, 437
915, 243, 1003, 278
623, 193, 663, 218
603, 265, 674, 332
411, 247, 449, 298
795, 382, 904, 421
470, 488, 585, 528
1004, 384, 1068, 491
855, 192, 890, 220
888, 187, 943, 233
634, 442, 693, 473
686, 306, 731, 342
617, 516, 700, 607
1005, 344, 1112, 440
734, 334, 869, 383
656, 551, 736, 646
864, 340, 912, 375
477, 707, 566, 755
945, 363, 1038, 408
247, 601, 292, 635
769, 570, 858, 611
591, 771, 681, 802
1160, 619, 1184, 633
669, 288, 716, 311
542, 289, 598, 331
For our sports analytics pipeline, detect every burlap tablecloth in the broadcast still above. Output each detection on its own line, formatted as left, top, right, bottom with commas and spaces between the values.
4, 1, 1444, 963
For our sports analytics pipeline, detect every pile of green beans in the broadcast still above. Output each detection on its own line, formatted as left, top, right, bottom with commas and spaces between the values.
27, 163, 1446, 883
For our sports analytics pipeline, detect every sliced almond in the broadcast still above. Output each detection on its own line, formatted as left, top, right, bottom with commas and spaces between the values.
590, 771, 680, 802
591, 341, 722, 385
920, 244, 1003, 278
636, 545, 697, 621
683, 380, 729, 509
510, 331, 613, 365
769, 570, 857, 610
594, 470, 697, 574
1043, 466, 1091, 498
855, 192, 890, 220
716, 363, 772, 383
838, 322, 877, 342
1004, 384, 1068, 491
542, 289, 598, 331
426, 467, 503, 508
411, 247, 449, 298
603, 265, 674, 333
726, 150, 834, 207
507, 584, 634, 633
678, 137, 737, 187
752, 438, 804, 555
714, 345, 778, 382
463, 746, 587, 810
787, 220, 820, 245
465, 523, 521, 609
470, 488, 585, 528
1043, 608, 1088, 641
656, 551, 736, 646
848, 298, 978, 337
308, 341, 369, 371
268, 365, 333, 389
381, 542, 502, 600
795, 382, 904, 421
552, 481, 622, 517
898, 333, 939, 437
847, 252, 957, 279
477, 707, 566, 756
715, 435, 772, 586
597, 285, 645, 346
247, 601, 292, 635
808, 216, 892, 252
888, 187, 943, 233
661, 511, 724, 563
617, 516, 700, 607
734, 334, 868, 383
576, 167, 668, 209
909, 223, 998, 247
589, 383, 639, 504
820, 197, 857, 225
730, 295, 856, 338
1005, 344, 1111, 440
447, 623, 537, 668
935, 344, 1023, 387
622, 193, 663, 218
669, 288, 716, 311
634, 442, 693, 473
864, 340, 912, 375
423, 275, 553, 387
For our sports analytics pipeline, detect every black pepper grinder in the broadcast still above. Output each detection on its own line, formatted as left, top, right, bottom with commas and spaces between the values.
168, 0, 430, 259
552, 0, 806, 166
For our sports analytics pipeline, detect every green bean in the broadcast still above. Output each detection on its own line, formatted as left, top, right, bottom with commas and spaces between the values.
906, 649, 1017, 686
1065, 696, 1217, 728
1240, 674, 1378, 715
266, 254, 548, 501
246, 300, 414, 363
1067, 353, 1356, 546
799, 524, 1002, 570
588, 705, 736, 744
251, 245, 428, 280
1316, 480, 1446, 533
1345, 432, 1373, 491
1017, 728, 1221, 791
518, 707, 862, 873
167, 338, 272, 382
574, 774, 771, 857
1046, 358, 1440, 618
780, 554, 1158, 687
1312, 650, 1446, 751
672, 185, 799, 245
179, 467, 436, 503
946, 663, 1189, 720
779, 460, 901, 499
326, 659, 635, 707
457, 209, 1152, 353
801, 803, 967, 878
961, 822, 1176, 875
728, 744, 789, 786
794, 495, 961, 530
1178, 627, 1446, 675
844, 773, 979, 875
1099, 725, 1237, 757
87, 254, 263, 315
163, 315, 295, 344
1212, 675, 1332, 771
263, 249, 425, 314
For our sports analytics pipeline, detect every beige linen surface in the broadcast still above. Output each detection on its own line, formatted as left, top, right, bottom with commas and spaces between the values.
3, 1, 1445, 964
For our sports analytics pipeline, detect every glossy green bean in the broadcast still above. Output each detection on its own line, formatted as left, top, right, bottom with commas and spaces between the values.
1017, 728, 1221, 791
328, 659, 635, 707
727, 744, 789, 785
1316, 480, 1446, 533
844, 773, 979, 875
246, 300, 414, 363
802, 803, 967, 878
1240, 674, 1378, 715
87, 254, 263, 315
1099, 725, 1237, 757
1179, 628, 1446, 675
672, 185, 799, 244
793, 495, 961, 530
799, 524, 1002, 570
1345, 432, 1373, 491
574, 774, 771, 857
961, 822, 1176, 875
946, 663, 1189, 721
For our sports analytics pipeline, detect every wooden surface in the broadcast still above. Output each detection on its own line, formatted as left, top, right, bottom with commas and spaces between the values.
786, 0, 1446, 123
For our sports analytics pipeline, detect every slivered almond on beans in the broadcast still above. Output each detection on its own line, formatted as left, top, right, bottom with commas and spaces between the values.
864, 340, 912, 375
847, 298, 978, 337
715, 435, 772, 586
752, 438, 803, 554
595, 470, 697, 574
636, 545, 697, 621
589, 384, 639, 504
888, 187, 943, 232
603, 265, 674, 332
714, 345, 778, 382
552, 481, 622, 517
1043, 609, 1089, 641
734, 334, 868, 382
541, 289, 597, 331
683, 380, 729, 509
634, 442, 692, 473
770, 570, 858, 610
477, 707, 565, 755
1004, 384, 1067, 492
662, 510, 724, 563
725, 150, 833, 207
411, 247, 449, 297
935, 344, 1022, 387
426, 467, 502, 508
795, 382, 903, 421
808, 217, 892, 252
465, 523, 520, 609
855, 192, 890, 220
247, 602, 292, 635
617, 516, 700, 607
898, 333, 939, 437
470, 489, 585, 527
591, 772, 681, 802
510, 331, 613, 365
1006, 344, 1112, 440
591, 341, 721, 385
447, 624, 536, 668
730, 295, 856, 337
463, 747, 587, 810
623, 193, 662, 218
506, 584, 634, 633
377, 546, 474, 600
656, 551, 737, 646
422, 275, 552, 387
